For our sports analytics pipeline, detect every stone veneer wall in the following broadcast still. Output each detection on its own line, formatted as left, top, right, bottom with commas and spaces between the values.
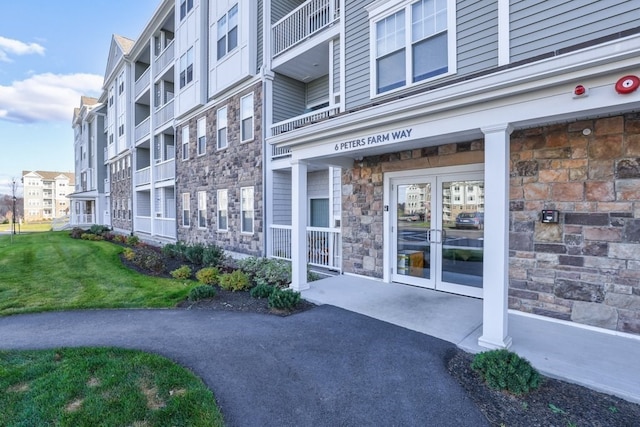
176, 82, 263, 256
509, 113, 640, 334
110, 154, 132, 232
341, 141, 484, 277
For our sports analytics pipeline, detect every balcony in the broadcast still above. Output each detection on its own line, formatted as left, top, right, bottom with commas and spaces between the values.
107, 143, 117, 160
271, 105, 340, 136
154, 40, 175, 74
135, 117, 151, 143
272, 145, 292, 159
154, 217, 176, 239
273, 0, 339, 57
154, 99, 174, 128
269, 225, 341, 270
135, 68, 151, 98
154, 159, 175, 182
135, 166, 151, 187
135, 216, 152, 234
72, 213, 95, 225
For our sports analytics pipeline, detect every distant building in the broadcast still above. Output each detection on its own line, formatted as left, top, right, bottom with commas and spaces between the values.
22, 171, 74, 222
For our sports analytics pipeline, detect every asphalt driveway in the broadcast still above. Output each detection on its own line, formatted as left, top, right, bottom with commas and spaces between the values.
0, 305, 487, 426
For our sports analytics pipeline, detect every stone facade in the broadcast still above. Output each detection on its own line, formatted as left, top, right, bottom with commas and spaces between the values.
110, 153, 133, 232
509, 113, 640, 334
176, 82, 263, 256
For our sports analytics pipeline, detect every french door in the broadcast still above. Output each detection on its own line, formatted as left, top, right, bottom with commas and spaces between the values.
388, 167, 485, 298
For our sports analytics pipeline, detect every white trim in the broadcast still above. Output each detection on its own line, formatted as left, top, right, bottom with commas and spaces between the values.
339, 0, 346, 112
497, 0, 509, 66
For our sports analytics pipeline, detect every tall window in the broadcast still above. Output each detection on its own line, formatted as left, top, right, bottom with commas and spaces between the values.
181, 125, 189, 160
197, 117, 206, 155
179, 0, 194, 20
241, 187, 254, 234
217, 189, 228, 231
217, 106, 227, 149
182, 193, 190, 227
217, 4, 238, 60
310, 198, 330, 228
179, 47, 194, 88
240, 93, 254, 142
374, 0, 450, 94
197, 191, 207, 228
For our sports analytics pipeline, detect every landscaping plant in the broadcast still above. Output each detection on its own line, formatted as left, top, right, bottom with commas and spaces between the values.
188, 285, 217, 301
195, 267, 219, 285
268, 288, 301, 310
471, 349, 541, 395
250, 283, 275, 299
218, 270, 251, 292
170, 265, 193, 280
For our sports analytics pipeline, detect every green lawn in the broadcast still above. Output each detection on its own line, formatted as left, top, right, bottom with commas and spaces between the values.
0, 347, 224, 426
0, 222, 52, 233
0, 231, 193, 316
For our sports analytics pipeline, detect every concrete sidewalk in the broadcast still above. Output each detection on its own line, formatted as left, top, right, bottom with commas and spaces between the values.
302, 275, 640, 403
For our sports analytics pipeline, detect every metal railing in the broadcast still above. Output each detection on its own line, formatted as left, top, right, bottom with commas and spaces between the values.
271, 105, 340, 136
269, 224, 341, 270
135, 116, 151, 142
134, 68, 151, 98
272, 0, 340, 57
154, 158, 175, 182
154, 40, 175, 73
154, 99, 174, 127
135, 166, 151, 187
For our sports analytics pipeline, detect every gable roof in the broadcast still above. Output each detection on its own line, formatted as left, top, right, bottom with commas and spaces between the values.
22, 171, 74, 181
104, 34, 135, 86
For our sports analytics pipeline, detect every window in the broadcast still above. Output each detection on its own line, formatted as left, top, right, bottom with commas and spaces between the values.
310, 198, 330, 228
240, 93, 254, 142
179, 0, 193, 20
181, 125, 189, 160
197, 117, 206, 155
374, 0, 450, 94
179, 47, 194, 88
217, 107, 227, 149
182, 193, 190, 227
217, 189, 228, 231
217, 4, 238, 60
241, 187, 254, 234
197, 191, 207, 228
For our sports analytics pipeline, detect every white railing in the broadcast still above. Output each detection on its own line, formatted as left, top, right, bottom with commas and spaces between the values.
135, 216, 152, 233
269, 225, 341, 270
135, 116, 151, 142
134, 68, 151, 98
154, 217, 176, 239
154, 40, 175, 73
271, 145, 292, 159
154, 159, 175, 182
272, 0, 340, 57
154, 99, 174, 127
135, 166, 151, 186
72, 213, 95, 225
271, 105, 340, 136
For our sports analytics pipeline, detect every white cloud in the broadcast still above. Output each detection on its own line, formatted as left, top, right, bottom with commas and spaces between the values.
0, 73, 103, 123
0, 36, 45, 62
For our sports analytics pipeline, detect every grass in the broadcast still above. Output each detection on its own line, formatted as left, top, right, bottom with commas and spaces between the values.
0, 231, 195, 316
0, 347, 224, 426
0, 222, 52, 233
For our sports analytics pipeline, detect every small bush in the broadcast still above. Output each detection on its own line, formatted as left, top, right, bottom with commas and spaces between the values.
113, 235, 128, 244
471, 349, 541, 395
268, 288, 301, 311
238, 257, 291, 288
188, 285, 217, 301
81, 233, 104, 241
131, 247, 165, 274
250, 283, 275, 299
185, 244, 205, 266
195, 267, 219, 285
122, 247, 135, 261
162, 243, 177, 258
219, 270, 251, 292
203, 244, 225, 267
126, 235, 140, 246
70, 227, 85, 239
89, 224, 111, 235
171, 265, 193, 280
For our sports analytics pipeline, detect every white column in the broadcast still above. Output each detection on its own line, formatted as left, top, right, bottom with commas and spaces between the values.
479, 124, 513, 349
291, 160, 309, 291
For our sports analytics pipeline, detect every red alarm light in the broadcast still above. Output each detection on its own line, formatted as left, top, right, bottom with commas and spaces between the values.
615, 75, 640, 94
574, 85, 586, 96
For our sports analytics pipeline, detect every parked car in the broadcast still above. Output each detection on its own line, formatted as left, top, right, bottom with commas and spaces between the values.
399, 214, 420, 222
455, 212, 484, 229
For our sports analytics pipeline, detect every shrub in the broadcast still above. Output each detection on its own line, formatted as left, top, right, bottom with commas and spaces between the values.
185, 244, 205, 266
70, 227, 85, 239
238, 257, 291, 288
113, 234, 128, 244
250, 283, 275, 299
81, 233, 104, 241
122, 247, 135, 261
203, 244, 225, 267
89, 224, 111, 235
162, 243, 177, 258
188, 285, 217, 301
268, 288, 301, 311
471, 349, 541, 395
195, 267, 219, 285
218, 270, 251, 292
131, 247, 165, 275
171, 265, 193, 280
126, 235, 140, 246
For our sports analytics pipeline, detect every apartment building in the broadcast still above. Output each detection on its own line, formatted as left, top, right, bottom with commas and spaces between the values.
264, 0, 640, 348
22, 170, 74, 222
69, 97, 108, 227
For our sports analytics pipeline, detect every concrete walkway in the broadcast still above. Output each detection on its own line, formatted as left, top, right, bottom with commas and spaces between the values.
302, 275, 640, 403
0, 306, 487, 427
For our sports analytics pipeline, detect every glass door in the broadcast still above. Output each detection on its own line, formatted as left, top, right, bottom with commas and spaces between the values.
390, 171, 484, 298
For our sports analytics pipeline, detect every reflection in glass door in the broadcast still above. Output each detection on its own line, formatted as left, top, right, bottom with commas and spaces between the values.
395, 183, 432, 284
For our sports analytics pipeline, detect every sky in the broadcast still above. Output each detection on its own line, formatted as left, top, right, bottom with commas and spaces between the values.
0, 0, 161, 195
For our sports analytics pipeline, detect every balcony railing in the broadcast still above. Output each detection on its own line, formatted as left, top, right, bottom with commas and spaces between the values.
72, 213, 95, 225
154, 40, 175, 73
135, 117, 151, 142
271, 105, 340, 136
269, 225, 341, 270
135, 166, 151, 187
135, 68, 151, 98
271, 145, 292, 159
154, 99, 174, 127
135, 216, 152, 234
273, 0, 340, 57
108, 143, 117, 160
154, 159, 175, 182
154, 217, 176, 239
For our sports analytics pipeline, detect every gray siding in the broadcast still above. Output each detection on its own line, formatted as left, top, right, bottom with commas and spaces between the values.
306, 75, 330, 106
272, 170, 292, 225
308, 170, 329, 199
272, 73, 306, 123
344, 0, 372, 110
333, 39, 340, 95
272, 0, 304, 24
257, 0, 263, 73
510, 0, 640, 62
